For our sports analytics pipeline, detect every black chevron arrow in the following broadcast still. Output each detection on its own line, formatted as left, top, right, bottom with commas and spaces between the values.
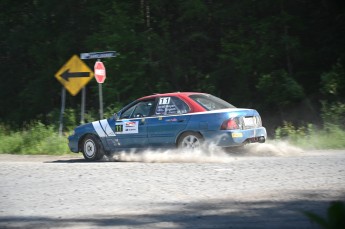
61, 69, 90, 81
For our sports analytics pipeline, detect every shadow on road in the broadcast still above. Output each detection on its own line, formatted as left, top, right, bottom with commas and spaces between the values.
45, 158, 87, 163
1, 192, 344, 229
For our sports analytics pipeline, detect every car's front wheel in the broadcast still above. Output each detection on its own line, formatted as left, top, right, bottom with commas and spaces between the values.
178, 132, 203, 149
82, 134, 104, 161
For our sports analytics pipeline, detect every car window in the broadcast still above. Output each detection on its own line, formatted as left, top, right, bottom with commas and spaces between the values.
120, 99, 155, 119
171, 97, 190, 114
189, 94, 235, 111
120, 105, 136, 119
155, 96, 189, 115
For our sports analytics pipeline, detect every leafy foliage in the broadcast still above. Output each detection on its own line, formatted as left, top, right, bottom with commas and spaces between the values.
0, 0, 344, 133
275, 122, 345, 149
304, 201, 345, 229
0, 122, 70, 155
321, 61, 345, 98
275, 100, 345, 149
257, 70, 304, 108
321, 101, 345, 128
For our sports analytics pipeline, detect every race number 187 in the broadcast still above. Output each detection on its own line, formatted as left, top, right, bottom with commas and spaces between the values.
159, 97, 170, 105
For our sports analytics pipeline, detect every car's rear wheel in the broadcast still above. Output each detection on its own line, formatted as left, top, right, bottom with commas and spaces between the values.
82, 134, 104, 161
178, 132, 203, 149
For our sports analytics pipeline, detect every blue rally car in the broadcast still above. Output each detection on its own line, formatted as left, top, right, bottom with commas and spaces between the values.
68, 92, 267, 161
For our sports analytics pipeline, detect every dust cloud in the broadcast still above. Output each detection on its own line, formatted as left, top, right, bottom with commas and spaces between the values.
105, 140, 303, 163
109, 146, 234, 163
243, 140, 304, 156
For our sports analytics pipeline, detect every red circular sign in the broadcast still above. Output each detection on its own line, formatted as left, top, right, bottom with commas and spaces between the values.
94, 61, 106, 83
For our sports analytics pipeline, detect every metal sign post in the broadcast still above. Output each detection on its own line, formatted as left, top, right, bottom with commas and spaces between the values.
99, 84, 103, 119
59, 87, 66, 136
81, 87, 86, 124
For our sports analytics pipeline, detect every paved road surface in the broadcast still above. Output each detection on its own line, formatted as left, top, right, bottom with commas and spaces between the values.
0, 147, 344, 228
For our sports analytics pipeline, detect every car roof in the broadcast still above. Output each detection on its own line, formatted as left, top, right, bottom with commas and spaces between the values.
138, 92, 207, 112
139, 92, 206, 100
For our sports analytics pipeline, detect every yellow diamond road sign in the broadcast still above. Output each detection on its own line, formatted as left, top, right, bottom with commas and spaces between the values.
55, 55, 94, 96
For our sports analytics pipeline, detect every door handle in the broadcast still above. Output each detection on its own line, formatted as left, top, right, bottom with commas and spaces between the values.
178, 119, 185, 122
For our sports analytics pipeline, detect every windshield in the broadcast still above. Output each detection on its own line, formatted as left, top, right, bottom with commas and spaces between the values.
189, 94, 236, 111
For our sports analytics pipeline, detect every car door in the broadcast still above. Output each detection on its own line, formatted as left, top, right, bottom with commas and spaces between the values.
107, 99, 155, 149
146, 96, 191, 147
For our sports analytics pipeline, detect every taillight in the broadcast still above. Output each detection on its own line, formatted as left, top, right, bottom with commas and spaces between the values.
221, 118, 240, 130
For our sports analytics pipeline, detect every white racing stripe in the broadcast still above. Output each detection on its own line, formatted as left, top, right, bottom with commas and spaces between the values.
92, 121, 107, 137
100, 119, 116, 136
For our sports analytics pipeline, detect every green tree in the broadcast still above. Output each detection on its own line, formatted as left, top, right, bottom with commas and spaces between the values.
0, 0, 110, 125
321, 61, 345, 99
256, 69, 304, 108
0, 0, 344, 130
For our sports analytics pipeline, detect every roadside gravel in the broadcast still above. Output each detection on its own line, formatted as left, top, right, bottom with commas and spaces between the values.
0, 149, 344, 228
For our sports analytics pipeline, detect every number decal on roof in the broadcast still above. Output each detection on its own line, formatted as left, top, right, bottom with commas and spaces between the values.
159, 97, 171, 105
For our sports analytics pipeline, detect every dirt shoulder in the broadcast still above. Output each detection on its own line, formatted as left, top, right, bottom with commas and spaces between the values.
0, 153, 83, 162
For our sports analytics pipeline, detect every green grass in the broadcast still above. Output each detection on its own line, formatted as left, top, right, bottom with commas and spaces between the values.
0, 122, 71, 155
275, 122, 345, 150
1, 119, 344, 155
298, 128, 345, 149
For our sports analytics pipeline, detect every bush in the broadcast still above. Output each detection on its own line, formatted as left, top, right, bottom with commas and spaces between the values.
274, 100, 345, 149
257, 69, 304, 108
275, 122, 345, 149
0, 130, 23, 153
321, 61, 345, 98
321, 101, 345, 128
0, 122, 70, 155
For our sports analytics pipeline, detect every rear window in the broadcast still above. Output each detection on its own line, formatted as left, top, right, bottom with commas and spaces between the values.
189, 94, 235, 111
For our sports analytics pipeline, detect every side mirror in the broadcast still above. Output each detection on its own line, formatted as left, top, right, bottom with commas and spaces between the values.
113, 113, 118, 120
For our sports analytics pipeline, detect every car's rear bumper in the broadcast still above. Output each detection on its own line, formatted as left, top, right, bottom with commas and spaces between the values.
202, 127, 267, 147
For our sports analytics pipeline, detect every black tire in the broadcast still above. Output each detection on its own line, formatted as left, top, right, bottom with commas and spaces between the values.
177, 132, 203, 149
81, 134, 104, 161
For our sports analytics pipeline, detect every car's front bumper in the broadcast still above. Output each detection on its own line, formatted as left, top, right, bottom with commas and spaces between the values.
68, 134, 79, 153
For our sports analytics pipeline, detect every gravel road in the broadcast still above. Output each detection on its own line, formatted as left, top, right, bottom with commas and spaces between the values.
0, 144, 344, 229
